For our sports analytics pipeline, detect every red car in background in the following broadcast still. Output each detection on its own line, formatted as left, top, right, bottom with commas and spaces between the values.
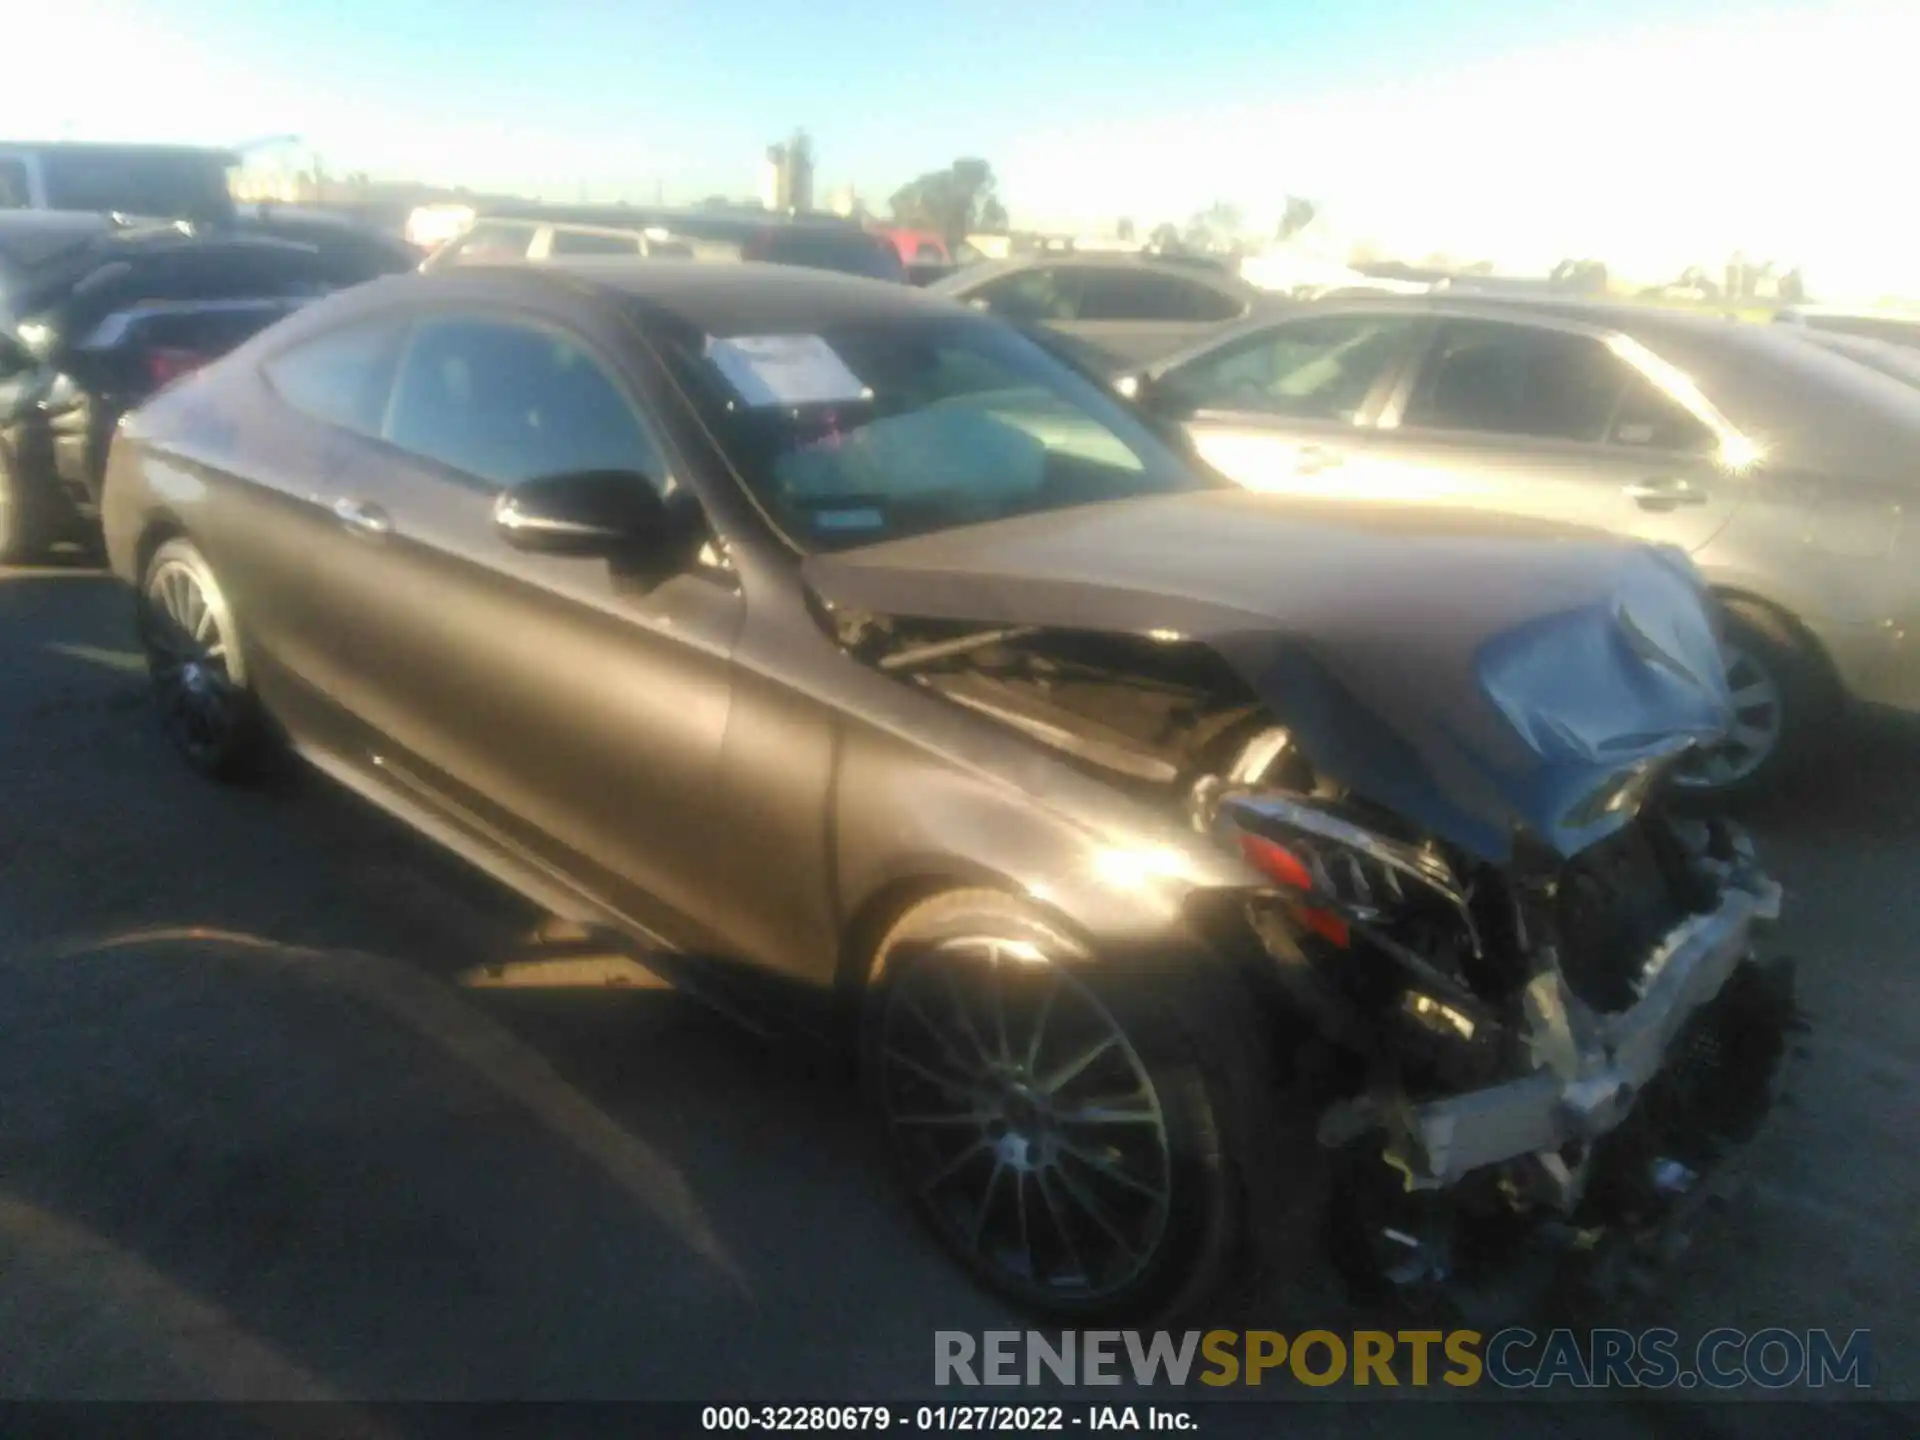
872, 227, 952, 267
870, 228, 976, 286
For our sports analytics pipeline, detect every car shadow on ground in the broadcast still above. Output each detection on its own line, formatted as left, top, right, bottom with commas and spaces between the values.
1, 568, 1913, 1427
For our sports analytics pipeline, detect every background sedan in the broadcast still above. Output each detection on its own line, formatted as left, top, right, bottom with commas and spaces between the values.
1117, 295, 1920, 796
929, 254, 1275, 365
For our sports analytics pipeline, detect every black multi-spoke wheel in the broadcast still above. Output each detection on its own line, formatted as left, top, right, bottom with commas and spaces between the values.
139, 538, 266, 778
864, 890, 1267, 1319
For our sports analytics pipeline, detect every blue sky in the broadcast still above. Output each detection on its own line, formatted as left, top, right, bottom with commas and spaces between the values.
7, 1, 1912, 291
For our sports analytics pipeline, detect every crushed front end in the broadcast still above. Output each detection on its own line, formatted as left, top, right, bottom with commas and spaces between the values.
1208, 770, 1797, 1317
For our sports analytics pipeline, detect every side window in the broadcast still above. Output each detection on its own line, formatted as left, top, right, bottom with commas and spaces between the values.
1158, 314, 1418, 422
971, 268, 1076, 322
548, 228, 644, 257
1608, 371, 1717, 453
1077, 270, 1243, 323
263, 321, 404, 437
446, 222, 538, 263
383, 317, 663, 487
0, 158, 29, 209
1402, 320, 1625, 442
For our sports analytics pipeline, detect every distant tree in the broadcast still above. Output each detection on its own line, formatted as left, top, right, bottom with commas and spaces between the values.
1277, 195, 1318, 241
1552, 258, 1610, 295
889, 158, 1008, 241
1116, 217, 1135, 242
1185, 201, 1242, 250
1148, 222, 1181, 251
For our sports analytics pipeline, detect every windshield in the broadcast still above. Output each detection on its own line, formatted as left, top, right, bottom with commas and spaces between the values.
750, 229, 906, 282
666, 313, 1216, 551
41, 149, 236, 223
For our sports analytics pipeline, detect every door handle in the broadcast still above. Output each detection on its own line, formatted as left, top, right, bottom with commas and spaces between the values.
333, 497, 392, 536
1623, 477, 1708, 508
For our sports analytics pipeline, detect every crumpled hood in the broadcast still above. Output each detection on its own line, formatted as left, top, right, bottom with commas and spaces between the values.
803, 490, 1734, 862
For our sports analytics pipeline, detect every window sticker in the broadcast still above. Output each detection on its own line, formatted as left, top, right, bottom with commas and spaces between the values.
706, 334, 871, 408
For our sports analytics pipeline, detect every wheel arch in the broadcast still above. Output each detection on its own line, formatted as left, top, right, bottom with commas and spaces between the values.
1707, 584, 1846, 703
831, 863, 1091, 1028
132, 510, 191, 583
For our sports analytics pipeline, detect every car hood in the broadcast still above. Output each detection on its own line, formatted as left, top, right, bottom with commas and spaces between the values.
803, 490, 1734, 863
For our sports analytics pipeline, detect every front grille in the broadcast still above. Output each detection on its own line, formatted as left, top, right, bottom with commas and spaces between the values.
1555, 822, 1687, 1012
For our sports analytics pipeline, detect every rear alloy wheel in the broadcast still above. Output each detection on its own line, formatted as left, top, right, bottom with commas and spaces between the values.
1671, 602, 1834, 799
139, 538, 268, 779
863, 891, 1260, 1319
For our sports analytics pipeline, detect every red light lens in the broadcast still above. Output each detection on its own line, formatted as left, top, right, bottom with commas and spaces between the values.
1237, 831, 1350, 948
1298, 908, 1351, 948
1238, 831, 1315, 890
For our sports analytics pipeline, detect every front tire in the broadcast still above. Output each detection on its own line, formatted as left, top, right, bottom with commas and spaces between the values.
861, 889, 1277, 1320
138, 537, 270, 780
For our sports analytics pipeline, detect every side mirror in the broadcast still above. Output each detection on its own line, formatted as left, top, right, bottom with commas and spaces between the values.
493, 469, 673, 557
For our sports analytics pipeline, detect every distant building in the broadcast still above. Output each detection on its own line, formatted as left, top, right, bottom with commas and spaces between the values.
759, 130, 815, 214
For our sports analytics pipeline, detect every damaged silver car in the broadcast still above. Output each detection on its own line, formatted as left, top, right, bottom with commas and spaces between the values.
102, 262, 1797, 1320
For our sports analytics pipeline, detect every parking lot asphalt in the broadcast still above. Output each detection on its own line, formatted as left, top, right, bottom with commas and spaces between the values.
0, 561, 1915, 1431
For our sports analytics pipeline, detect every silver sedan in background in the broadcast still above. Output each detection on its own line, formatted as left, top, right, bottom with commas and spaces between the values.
1117, 296, 1920, 796
929, 254, 1275, 365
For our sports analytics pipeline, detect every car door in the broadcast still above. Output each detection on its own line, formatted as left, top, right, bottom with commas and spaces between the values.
228, 314, 414, 755
1061, 267, 1250, 364
318, 306, 746, 948
1143, 310, 1427, 493
1365, 315, 1743, 552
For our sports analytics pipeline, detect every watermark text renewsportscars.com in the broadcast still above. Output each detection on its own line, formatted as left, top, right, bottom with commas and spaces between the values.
934, 1328, 1874, 1390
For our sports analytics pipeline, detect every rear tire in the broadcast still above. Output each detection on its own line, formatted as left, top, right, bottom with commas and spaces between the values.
138, 537, 271, 781
1671, 599, 1837, 800
861, 889, 1298, 1321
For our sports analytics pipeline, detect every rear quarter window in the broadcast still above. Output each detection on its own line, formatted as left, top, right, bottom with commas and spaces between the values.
262, 319, 404, 438
1663, 327, 1920, 478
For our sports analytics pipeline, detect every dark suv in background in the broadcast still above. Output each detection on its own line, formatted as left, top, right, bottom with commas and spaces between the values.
0, 213, 349, 561
427, 202, 908, 283
0, 141, 421, 278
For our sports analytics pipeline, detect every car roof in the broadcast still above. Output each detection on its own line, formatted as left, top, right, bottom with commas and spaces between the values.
1180, 290, 1756, 344
379, 258, 959, 334
936, 252, 1255, 294
0, 140, 241, 165
1777, 304, 1920, 321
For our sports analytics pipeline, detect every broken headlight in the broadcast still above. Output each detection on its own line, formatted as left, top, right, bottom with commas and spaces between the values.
1224, 793, 1476, 945
1223, 791, 1504, 1059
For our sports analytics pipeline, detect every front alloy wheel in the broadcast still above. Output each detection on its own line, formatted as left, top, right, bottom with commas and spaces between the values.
1672, 642, 1785, 791
876, 937, 1174, 1301
865, 891, 1259, 1319
1670, 601, 1835, 799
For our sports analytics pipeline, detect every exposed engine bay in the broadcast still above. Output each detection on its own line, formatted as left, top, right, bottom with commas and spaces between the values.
839, 608, 1797, 1309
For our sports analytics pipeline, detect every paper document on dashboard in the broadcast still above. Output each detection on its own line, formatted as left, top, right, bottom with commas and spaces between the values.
705, 334, 871, 407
